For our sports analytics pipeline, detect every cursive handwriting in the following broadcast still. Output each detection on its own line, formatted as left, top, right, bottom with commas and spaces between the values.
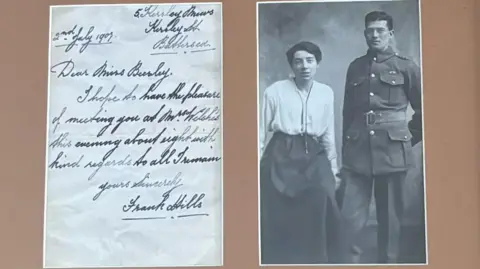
49, 151, 84, 169
50, 59, 89, 78
48, 125, 219, 180
49, 132, 73, 149
138, 104, 220, 123
122, 185, 205, 213
134, 5, 177, 18
133, 144, 221, 167
53, 25, 115, 53
84, 154, 133, 181
92, 172, 183, 201
124, 125, 218, 148
48, 4, 221, 230
134, 5, 214, 19
131, 172, 183, 190
63, 106, 115, 137
75, 138, 122, 160
152, 33, 211, 52
77, 84, 139, 109
91, 60, 173, 79
145, 18, 203, 34
167, 82, 220, 104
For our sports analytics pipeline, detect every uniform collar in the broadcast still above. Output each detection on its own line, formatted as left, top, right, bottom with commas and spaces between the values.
367, 46, 397, 63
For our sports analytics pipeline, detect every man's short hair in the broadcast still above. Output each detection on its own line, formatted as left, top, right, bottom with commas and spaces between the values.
365, 11, 393, 30
286, 41, 322, 65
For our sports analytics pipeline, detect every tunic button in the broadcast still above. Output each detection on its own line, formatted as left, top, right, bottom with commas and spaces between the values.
370, 92, 374, 96
392, 80, 396, 84
370, 130, 375, 135
373, 57, 377, 61
371, 73, 375, 78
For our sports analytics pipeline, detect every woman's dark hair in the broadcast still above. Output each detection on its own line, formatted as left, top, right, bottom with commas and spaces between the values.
365, 11, 393, 30
286, 41, 322, 65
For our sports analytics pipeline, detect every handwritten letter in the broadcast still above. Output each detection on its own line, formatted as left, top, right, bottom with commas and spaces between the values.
44, 3, 223, 268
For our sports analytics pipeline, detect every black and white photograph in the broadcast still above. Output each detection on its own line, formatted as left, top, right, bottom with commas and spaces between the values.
257, 0, 427, 265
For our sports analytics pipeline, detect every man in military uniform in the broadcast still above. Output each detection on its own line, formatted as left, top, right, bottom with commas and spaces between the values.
337, 11, 423, 263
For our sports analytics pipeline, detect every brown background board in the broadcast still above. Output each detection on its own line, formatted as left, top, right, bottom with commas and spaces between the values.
0, 0, 478, 268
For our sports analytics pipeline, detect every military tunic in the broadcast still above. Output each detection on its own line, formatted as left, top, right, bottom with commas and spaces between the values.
337, 46, 423, 263
342, 46, 422, 177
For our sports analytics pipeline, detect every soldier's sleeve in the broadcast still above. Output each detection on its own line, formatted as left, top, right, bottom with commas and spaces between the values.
406, 60, 423, 146
342, 63, 354, 154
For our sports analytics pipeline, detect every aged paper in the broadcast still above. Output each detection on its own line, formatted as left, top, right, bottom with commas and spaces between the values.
44, 3, 223, 268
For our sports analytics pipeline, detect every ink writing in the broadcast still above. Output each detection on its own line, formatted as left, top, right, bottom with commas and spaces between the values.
122, 186, 205, 213
134, 5, 214, 19
52, 24, 116, 53
47, 3, 221, 224
45, 4, 222, 267
92, 172, 183, 201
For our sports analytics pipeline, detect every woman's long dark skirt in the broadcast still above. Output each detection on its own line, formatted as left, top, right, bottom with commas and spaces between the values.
260, 132, 340, 265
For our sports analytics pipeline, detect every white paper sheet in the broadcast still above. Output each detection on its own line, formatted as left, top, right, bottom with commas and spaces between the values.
44, 3, 223, 268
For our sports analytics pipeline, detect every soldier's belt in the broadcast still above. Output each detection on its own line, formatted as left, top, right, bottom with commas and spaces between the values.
364, 110, 406, 125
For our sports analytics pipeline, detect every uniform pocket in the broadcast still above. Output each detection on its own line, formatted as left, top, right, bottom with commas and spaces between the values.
349, 76, 367, 102
379, 70, 407, 104
350, 77, 367, 87
343, 130, 360, 157
342, 129, 369, 174
387, 128, 413, 168
345, 129, 360, 142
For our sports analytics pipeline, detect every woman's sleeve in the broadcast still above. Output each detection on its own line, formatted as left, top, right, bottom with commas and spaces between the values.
321, 90, 339, 176
259, 89, 274, 156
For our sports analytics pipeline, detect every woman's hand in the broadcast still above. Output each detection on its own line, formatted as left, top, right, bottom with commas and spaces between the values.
334, 172, 342, 190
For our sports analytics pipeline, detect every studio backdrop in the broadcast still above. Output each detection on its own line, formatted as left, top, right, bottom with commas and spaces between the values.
257, 0, 424, 229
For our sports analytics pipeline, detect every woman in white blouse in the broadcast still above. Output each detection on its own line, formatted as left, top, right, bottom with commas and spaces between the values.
259, 41, 341, 264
